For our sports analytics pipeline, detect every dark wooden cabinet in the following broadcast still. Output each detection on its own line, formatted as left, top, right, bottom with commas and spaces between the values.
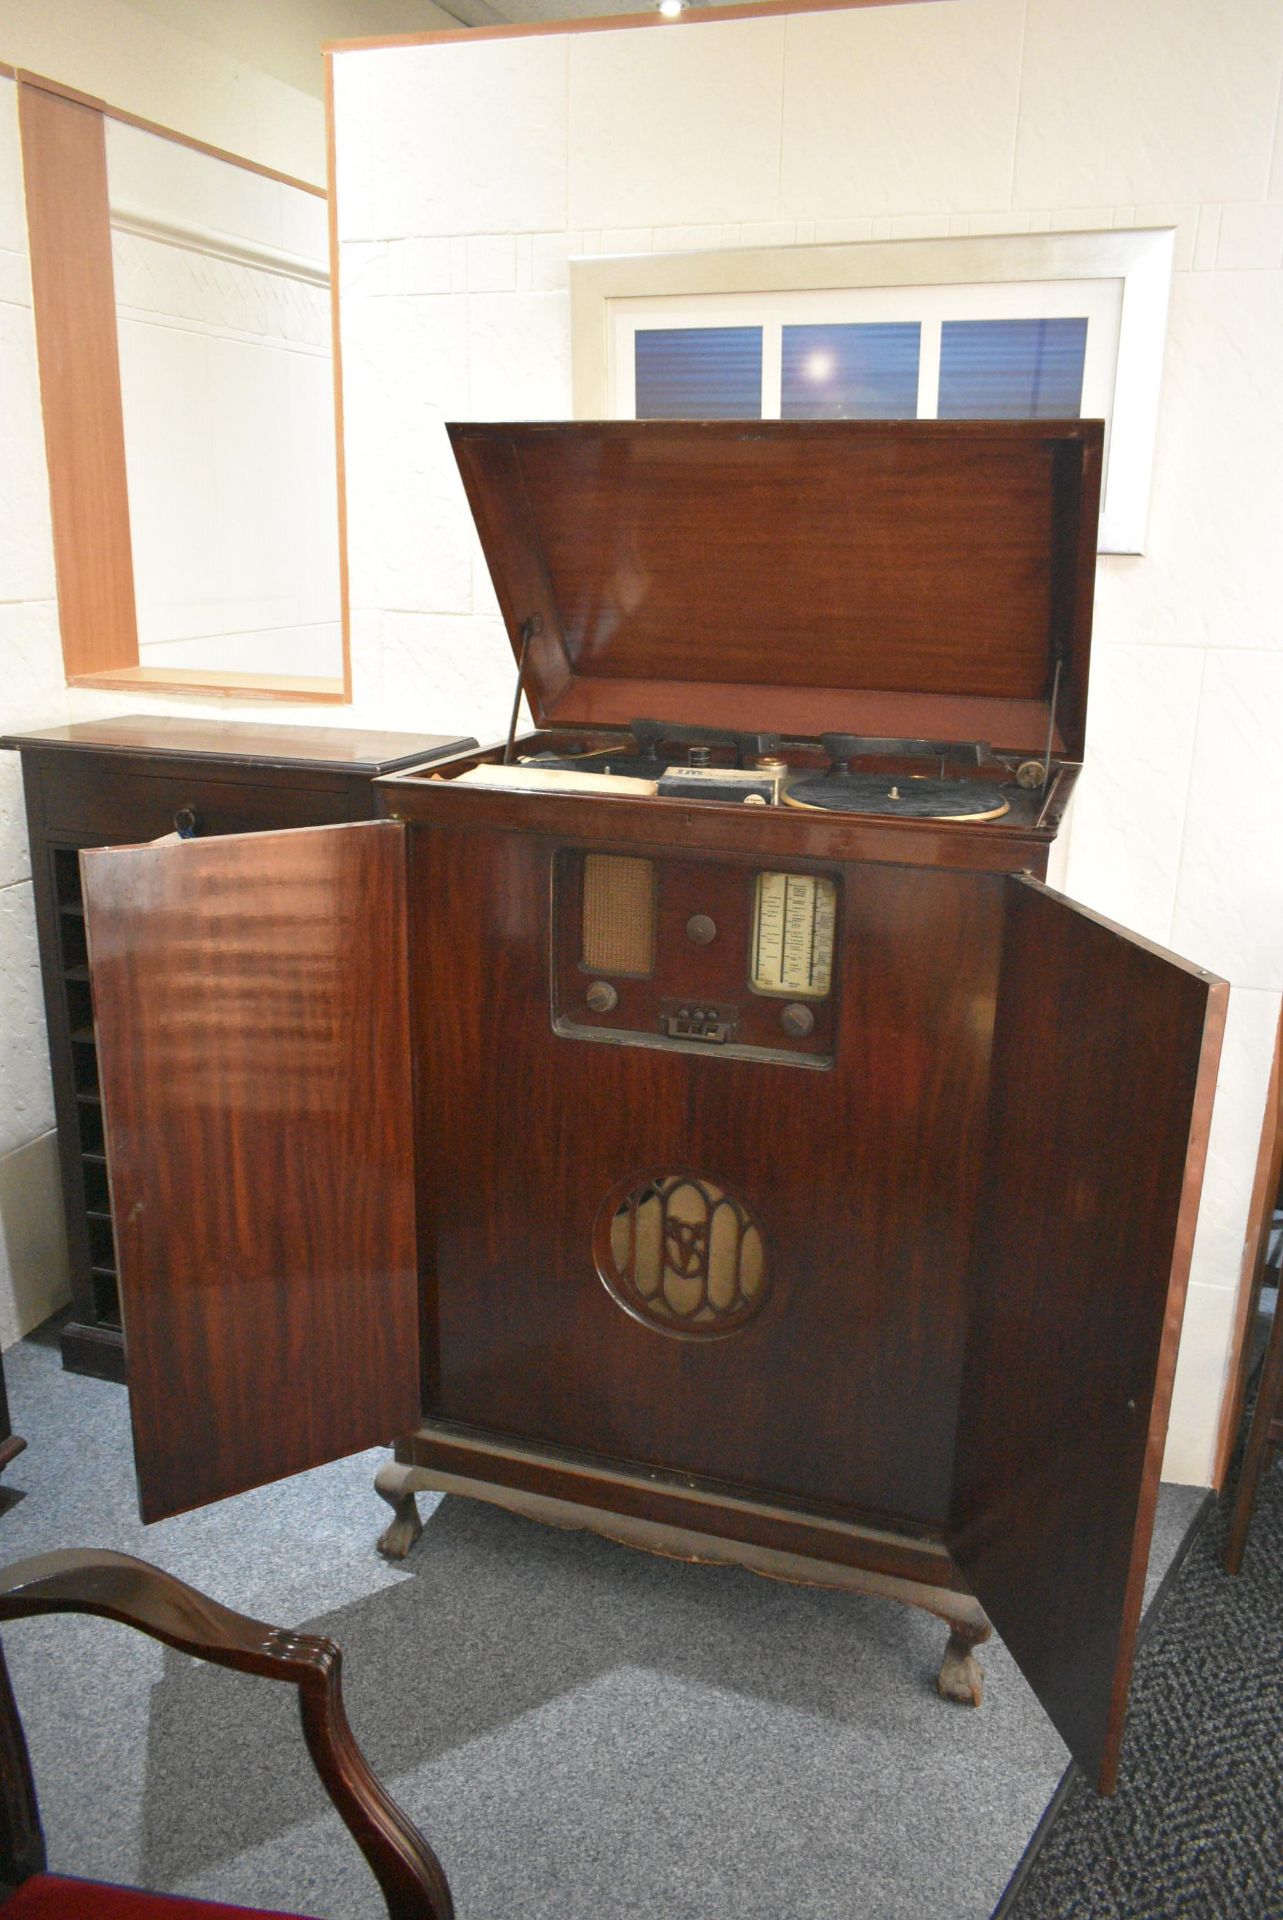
0, 719, 473, 1381
72, 424, 1226, 1795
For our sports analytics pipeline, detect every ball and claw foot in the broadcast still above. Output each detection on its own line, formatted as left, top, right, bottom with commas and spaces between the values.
937, 1621, 989, 1707
375, 1462, 425, 1560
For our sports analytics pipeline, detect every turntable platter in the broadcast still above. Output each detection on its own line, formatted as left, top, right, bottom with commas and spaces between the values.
784, 773, 1010, 822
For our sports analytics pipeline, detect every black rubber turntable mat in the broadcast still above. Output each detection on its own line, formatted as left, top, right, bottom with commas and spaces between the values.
784, 773, 1010, 821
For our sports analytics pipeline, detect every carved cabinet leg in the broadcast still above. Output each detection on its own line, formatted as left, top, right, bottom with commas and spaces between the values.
374, 1462, 425, 1560
937, 1616, 990, 1706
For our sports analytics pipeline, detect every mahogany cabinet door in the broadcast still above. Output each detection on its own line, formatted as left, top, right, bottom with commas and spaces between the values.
80, 822, 420, 1522
950, 876, 1226, 1792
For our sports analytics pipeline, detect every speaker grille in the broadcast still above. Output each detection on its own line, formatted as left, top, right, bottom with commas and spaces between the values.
594, 1170, 771, 1339
582, 855, 655, 977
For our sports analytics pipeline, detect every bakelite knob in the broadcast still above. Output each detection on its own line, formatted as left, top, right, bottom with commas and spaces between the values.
586, 980, 619, 1013
780, 1003, 815, 1039
686, 914, 717, 945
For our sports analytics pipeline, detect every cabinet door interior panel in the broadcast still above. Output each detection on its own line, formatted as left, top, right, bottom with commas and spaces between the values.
950, 877, 1226, 1791
81, 821, 419, 1521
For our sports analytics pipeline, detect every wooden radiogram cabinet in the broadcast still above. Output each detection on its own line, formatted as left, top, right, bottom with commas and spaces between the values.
78, 424, 1225, 1794
0, 718, 473, 1380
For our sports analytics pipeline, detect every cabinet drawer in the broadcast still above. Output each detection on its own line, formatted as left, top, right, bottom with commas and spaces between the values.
40, 761, 359, 842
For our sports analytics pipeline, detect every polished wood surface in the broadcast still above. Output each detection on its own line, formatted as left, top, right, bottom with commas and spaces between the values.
400, 1424, 963, 1591
69, 664, 346, 702
409, 817, 1005, 1531
3, 722, 468, 1382
1, 716, 468, 775
1215, 997, 1283, 1488
18, 82, 138, 681
14, 69, 324, 194
383, 747, 1070, 880
449, 421, 1102, 754
0, 1549, 452, 1917
81, 823, 420, 1519
950, 877, 1225, 1792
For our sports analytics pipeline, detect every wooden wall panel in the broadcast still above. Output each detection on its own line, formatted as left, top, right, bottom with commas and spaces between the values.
18, 81, 138, 678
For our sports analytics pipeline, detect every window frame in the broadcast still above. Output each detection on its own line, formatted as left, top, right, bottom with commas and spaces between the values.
571, 228, 1175, 555
14, 69, 349, 704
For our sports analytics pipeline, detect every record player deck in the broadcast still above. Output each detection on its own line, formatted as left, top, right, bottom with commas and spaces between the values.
486, 720, 1043, 823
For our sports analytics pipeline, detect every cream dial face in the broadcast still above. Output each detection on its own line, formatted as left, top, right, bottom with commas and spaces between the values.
751, 872, 836, 999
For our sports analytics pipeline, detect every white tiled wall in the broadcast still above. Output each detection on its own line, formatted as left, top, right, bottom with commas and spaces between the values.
0, 77, 70, 1341
332, 0, 1283, 1484
0, 30, 328, 1350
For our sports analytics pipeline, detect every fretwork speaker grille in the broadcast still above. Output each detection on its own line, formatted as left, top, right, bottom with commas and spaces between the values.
594, 1169, 771, 1339
581, 855, 655, 977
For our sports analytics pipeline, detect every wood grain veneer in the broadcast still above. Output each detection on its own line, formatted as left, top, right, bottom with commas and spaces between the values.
950, 877, 1226, 1793
81, 822, 421, 1518
18, 81, 139, 680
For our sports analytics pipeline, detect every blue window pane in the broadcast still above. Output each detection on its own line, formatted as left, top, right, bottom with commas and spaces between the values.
938, 317, 1087, 419
634, 327, 762, 419
781, 322, 920, 419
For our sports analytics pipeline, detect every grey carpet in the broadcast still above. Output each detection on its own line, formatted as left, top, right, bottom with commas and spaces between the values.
0, 1319, 1204, 1920
1007, 1413, 1282, 1918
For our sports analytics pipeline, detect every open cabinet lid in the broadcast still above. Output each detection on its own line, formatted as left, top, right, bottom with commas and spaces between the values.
449, 418, 1102, 757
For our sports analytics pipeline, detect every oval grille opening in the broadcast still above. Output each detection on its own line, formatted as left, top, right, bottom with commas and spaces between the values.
594, 1170, 771, 1339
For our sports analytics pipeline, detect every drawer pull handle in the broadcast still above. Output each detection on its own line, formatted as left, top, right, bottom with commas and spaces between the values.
173, 806, 201, 839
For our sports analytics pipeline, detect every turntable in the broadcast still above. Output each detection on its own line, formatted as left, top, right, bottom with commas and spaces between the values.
79, 419, 1225, 1796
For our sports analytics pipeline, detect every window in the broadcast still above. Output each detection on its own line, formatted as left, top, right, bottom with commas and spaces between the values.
572, 229, 1175, 554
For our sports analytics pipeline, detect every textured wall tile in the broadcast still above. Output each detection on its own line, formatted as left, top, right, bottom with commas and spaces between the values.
1170, 652, 1283, 990
569, 19, 785, 230
1186, 986, 1280, 1299
0, 249, 30, 307
335, 40, 568, 240
0, 600, 67, 742
1091, 273, 1283, 650
0, 302, 56, 604
531, 232, 583, 293
0, 78, 27, 260
382, 610, 516, 745
0, 882, 55, 1160
652, 224, 725, 254
467, 292, 572, 421
600, 228, 652, 255
1192, 204, 1222, 270
0, 1130, 71, 1347
1134, 204, 1199, 272
0, 762, 32, 894
342, 240, 390, 299
468, 234, 516, 293
1014, 0, 1283, 209
814, 218, 874, 244
1062, 643, 1203, 946
1216, 202, 1283, 270
1047, 209, 1114, 232
780, 0, 1024, 220
1163, 1279, 1239, 1483
739, 221, 796, 248
341, 294, 472, 615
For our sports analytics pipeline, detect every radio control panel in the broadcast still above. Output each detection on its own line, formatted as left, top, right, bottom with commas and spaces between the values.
553, 850, 838, 1067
